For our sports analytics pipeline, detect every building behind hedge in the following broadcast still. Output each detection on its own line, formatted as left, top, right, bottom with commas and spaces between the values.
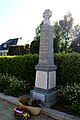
0, 37, 24, 56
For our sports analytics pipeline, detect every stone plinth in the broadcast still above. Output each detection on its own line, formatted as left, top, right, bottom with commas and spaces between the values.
30, 64, 57, 107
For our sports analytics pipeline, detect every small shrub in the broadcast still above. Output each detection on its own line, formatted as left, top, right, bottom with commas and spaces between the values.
58, 83, 80, 104
71, 100, 80, 116
0, 73, 11, 92
58, 83, 80, 115
0, 73, 26, 97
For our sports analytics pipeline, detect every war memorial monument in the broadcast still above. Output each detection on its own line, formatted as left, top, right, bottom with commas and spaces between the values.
31, 9, 57, 107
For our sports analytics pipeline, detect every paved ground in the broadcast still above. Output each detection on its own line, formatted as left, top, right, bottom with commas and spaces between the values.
0, 99, 15, 120
0, 99, 55, 120
0, 94, 80, 120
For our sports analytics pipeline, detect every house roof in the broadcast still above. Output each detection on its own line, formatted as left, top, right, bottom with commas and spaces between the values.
0, 38, 19, 50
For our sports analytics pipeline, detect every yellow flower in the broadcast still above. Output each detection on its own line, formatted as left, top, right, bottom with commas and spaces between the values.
23, 113, 28, 117
23, 113, 30, 118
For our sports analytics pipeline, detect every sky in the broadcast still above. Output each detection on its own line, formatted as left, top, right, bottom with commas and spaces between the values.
0, 0, 80, 45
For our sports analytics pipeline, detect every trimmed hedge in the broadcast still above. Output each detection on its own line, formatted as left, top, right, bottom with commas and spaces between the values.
54, 52, 80, 85
0, 55, 38, 91
0, 53, 80, 87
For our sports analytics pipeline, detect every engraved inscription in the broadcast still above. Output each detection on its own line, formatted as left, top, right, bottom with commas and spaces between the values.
40, 39, 48, 54
33, 92, 45, 101
35, 71, 47, 89
49, 71, 56, 89
39, 59, 47, 63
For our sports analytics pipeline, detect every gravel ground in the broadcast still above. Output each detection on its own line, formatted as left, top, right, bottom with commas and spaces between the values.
0, 99, 55, 120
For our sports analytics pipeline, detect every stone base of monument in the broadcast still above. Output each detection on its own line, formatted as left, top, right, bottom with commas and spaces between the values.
30, 89, 57, 107
30, 64, 57, 107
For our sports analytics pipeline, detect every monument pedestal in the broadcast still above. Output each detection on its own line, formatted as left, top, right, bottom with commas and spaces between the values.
30, 64, 57, 107
31, 90, 57, 107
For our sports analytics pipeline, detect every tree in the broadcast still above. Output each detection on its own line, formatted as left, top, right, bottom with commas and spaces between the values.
53, 22, 61, 53
30, 12, 80, 53
59, 12, 73, 52
30, 21, 61, 54
25, 44, 30, 54
70, 25, 80, 52
30, 39, 39, 54
30, 23, 42, 54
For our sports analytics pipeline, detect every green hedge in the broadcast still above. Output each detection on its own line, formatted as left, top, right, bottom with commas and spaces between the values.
0, 53, 80, 87
0, 55, 38, 91
55, 52, 80, 85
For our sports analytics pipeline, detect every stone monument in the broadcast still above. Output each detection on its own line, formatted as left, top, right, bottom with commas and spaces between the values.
30, 9, 57, 107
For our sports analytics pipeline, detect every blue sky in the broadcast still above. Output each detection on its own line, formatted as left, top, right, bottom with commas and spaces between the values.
0, 0, 80, 45
0, 0, 29, 44
0, 0, 27, 26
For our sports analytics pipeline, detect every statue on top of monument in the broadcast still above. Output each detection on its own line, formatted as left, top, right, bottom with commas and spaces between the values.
43, 9, 52, 25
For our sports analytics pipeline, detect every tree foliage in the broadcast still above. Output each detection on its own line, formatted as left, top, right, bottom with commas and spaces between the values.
30, 12, 80, 53
30, 23, 41, 54
30, 39, 39, 54
59, 12, 73, 52
53, 22, 61, 53
70, 25, 80, 52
